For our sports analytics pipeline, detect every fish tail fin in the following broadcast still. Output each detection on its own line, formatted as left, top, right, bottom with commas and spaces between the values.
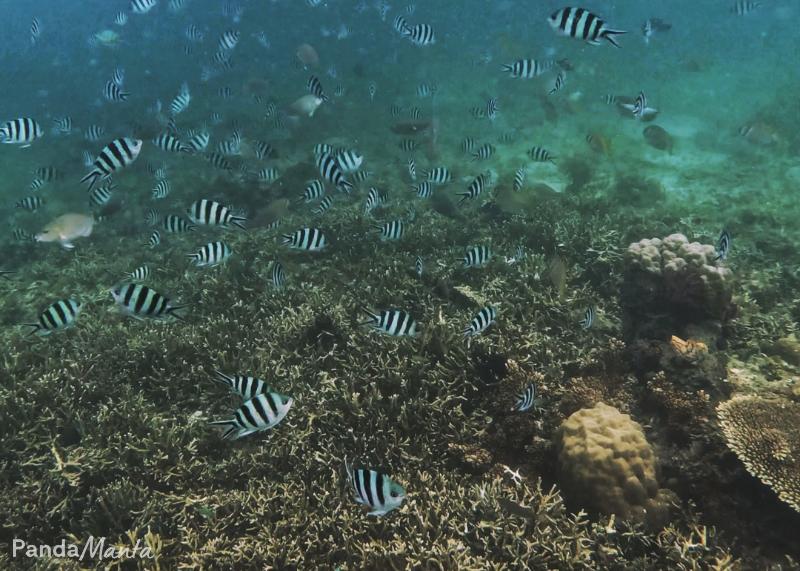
208, 420, 240, 440
167, 304, 188, 320
230, 217, 247, 230
602, 29, 627, 48
23, 323, 41, 336
359, 306, 379, 324
80, 170, 101, 191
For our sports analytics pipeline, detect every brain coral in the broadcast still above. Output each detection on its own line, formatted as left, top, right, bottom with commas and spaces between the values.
625, 233, 732, 319
555, 402, 673, 527
717, 395, 800, 513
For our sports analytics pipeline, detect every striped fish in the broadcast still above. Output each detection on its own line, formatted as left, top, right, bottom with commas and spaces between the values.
404, 23, 435, 45
424, 166, 451, 184
548, 7, 626, 48
715, 229, 732, 261
463, 306, 497, 337
24, 299, 81, 336
271, 260, 286, 289
163, 214, 195, 233
115, 11, 128, 26
89, 182, 115, 206
415, 255, 423, 277
81, 137, 142, 191
281, 228, 327, 251
513, 167, 526, 192
312, 195, 334, 215
361, 308, 417, 337
52, 117, 72, 134
301, 180, 326, 203
502, 59, 556, 78
209, 392, 293, 440
130, 0, 157, 15
188, 241, 232, 267
152, 179, 171, 199
412, 182, 432, 198
317, 153, 352, 193
462, 245, 492, 268
16, 196, 43, 211
731, 1, 761, 15
146, 230, 161, 248
84, 125, 104, 141
170, 84, 191, 115
375, 220, 404, 241
580, 305, 595, 330
457, 173, 489, 205
0, 118, 43, 146
345, 459, 406, 516
103, 80, 129, 102
127, 265, 151, 281
213, 371, 270, 400
407, 158, 416, 181
30, 17, 41, 45
110, 283, 185, 320
471, 143, 495, 161
528, 146, 556, 163
188, 199, 246, 229
549, 72, 566, 95
512, 383, 537, 412
218, 29, 240, 51
364, 187, 386, 213
153, 132, 189, 153
144, 208, 159, 226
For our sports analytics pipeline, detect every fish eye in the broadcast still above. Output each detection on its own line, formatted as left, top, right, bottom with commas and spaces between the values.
390, 491, 399, 498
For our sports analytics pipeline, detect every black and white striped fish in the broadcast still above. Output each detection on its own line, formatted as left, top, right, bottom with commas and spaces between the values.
188, 241, 232, 267
528, 146, 556, 163
163, 214, 195, 233
352, 170, 373, 185
393, 15, 410, 34
81, 137, 142, 191
399, 139, 418, 153
90, 182, 115, 206
307, 75, 328, 101
209, 392, 293, 440
375, 220, 404, 240
84, 125, 104, 142
409, 106, 421, 119
485, 97, 498, 121
512, 383, 537, 412
460, 137, 477, 154
361, 308, 417, 337
314, 143, 333, 157
336, 149, 363, 173
144, 208, 159, 226
52, 116, 72, 134
112, 67, 125, 87
715, 229, 732, 261
407, 158, 416, 181
502, 59, 556, 79
205, 152, 233, 172
33, 166, 61, 183
731, 1, 760, 15
110, 283, 185, 320
513, 167, 526, 192
254, 140, 275, 160
16, 196, 43, 211
271, 260, 286, 289
457, 172, 489, 204
415, 255, 423, 277
30, 17, 41, 45
412, 181, 432, 198
188, 199, 246, 229
153, 132, 189, 153
317, 153, 353, 192
424, 166, 451, 184
548, 7, 626, 48
364, 187, 386, 213
312, 195, 334, 215
114, 11, 128, 26
404, 23, 435, 45
13, 228, 34, 242
218, 29, 239, 51
282, 228, 327, 251
548, 72, 566, 95
301, 180, 326, 203
580, 305, 595, 330
631, 91, 647, 119
462, 245, 492, 268
186, 24, 204, 41
25, 298, 81, 336
344, 459, 406, 516
186, 130, 209, 153
146, 230, 161, 248
257, 167, 280, 184
471, 143, 495, 161
463, 305, 496, 337
151, 179, 171, 199
0, 118, 43, 146
127, 265, 150, 281
170, 83, 191, 115
130, 0, 157, 15
416, 82, 436, 98
213, 371, 269, 400
368, 81, 377, 101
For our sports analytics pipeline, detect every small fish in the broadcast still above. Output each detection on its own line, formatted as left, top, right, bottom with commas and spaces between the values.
188, 199, 246, 229
375, 220, 404, 240
254, 140, 275, 160
218, 29, 240, 51
548, 72, 566, 95
170, 84, 191, 115
416, 82, 436, 98
187, 130, 209, 153
13, 228, 34, 242
361, 308, 417, 337
407, 158, 416, 181
731, 1, 760, 15
213, 371, 269, 400
393, 15, 410, 34
513, 167, 526, 192
205, 152, 233, 172
399, 139, 418, 153
130, 0, 157, 14
461, 137, 477, 154
110, 283, 185, 320
528, 146, 556, 163
404, 23, 435, 46
464, 306, 497, 337
457, 172, 489, 204
114, 11, 128, 26
0, 117, 43, 146
152, 179, 171, 199
271, 260, 286, 289
462, 245, 492, 268
52, 117, 72, 134
485, 97, 498, 121
127, 265, 150, 281
25, 298, 81, 336
30, 17, 41, 45
146, 230, 161, 248
84, 125, 104, 141
632, 91, 647, 119
257, 167, 280, 184
415, 255, 423, 277
188, 241, 232, 267
548, 7, 626, 48
16, 196, 43, 211
301, 180, 326, 203
282, 228, 327, 251
345, 459, 406, 516
502, 59, 556, 79
186, 24, 204, 41
81, 137, 142, 191
471, 143, 495, 161
424, 166, 451, 184
144, 208, 159, 227
317, 153, 352, 192
336, 149, 363, 173
312, 195, 334, 215
163, 214, 195, 233
307, 75, 327, 101
112, 67, 125, 87
642, 19, 653, 44
364, 187, 386, 213
512, 383, 537, 412
715, 229, 731, 261
89, 182, 115, 206
209, 392, 293, 440
580, 305, 595, 329
412, 182, 432, 199
368, 81, 377, 101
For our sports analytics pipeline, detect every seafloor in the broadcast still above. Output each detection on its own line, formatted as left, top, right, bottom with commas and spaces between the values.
1, 71, 800, 570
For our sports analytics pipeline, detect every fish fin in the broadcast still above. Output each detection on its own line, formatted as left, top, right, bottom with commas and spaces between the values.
167, 305, 188, 320
230, 217, 247, 230
602, 29, 627, 48
61, 242, 75, 250
80, 170, 101, 191
23, 323, 41, 336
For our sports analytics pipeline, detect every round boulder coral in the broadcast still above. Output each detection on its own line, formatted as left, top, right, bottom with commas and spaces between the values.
555, 402, 673, 527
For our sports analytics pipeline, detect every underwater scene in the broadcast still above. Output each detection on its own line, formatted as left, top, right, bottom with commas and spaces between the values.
0, 0, 799, 569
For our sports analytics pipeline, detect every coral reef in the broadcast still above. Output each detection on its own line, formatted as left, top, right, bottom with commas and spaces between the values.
554, 402, 675, 529
717, 395, 800, 513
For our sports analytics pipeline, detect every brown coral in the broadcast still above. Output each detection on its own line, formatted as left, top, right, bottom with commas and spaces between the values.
717, 396, 800, 513
555, 402, 674, 528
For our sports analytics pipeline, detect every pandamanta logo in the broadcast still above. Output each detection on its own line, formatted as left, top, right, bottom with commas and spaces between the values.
12, 537, 155, 561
